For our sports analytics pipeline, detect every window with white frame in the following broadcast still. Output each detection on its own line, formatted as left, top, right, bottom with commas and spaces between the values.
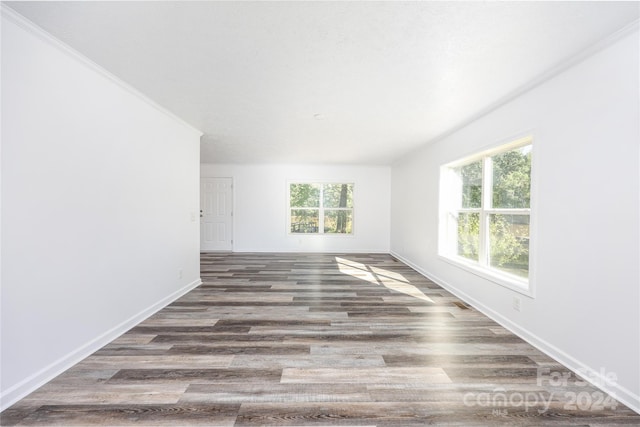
440, 137, 532, 289
289, 183, 353, 234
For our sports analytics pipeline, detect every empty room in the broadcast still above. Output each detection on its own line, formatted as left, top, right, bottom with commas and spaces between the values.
1, 1, 639, 426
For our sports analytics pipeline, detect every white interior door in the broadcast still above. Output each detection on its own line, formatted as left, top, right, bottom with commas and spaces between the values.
200, 177, 233, 251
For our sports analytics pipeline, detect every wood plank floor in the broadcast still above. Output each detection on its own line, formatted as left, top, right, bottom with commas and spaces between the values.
2, 252, 639, 426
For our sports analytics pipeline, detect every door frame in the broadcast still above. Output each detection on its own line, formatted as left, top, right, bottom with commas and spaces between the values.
200, 176, 234, 252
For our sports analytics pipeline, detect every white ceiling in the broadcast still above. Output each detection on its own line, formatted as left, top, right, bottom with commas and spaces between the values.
6, 1, 639, 165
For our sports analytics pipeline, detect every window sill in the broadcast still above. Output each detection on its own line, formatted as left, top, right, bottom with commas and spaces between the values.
439, 254, 534, 298
288, 233, 355, 237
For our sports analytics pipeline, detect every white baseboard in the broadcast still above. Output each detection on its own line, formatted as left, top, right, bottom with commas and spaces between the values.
390, 251, 640, 415
230, 249, 391, 254
0, 278, 202, 411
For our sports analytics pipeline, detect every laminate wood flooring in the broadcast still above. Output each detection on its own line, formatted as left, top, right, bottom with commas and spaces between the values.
2, 253, 638, 426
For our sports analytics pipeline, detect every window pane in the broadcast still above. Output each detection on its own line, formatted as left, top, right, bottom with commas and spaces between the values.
492, 145, 531, 208
290, 209, 319, 233
324, 210, 353, 234
455, 161, 482, 208
457, 212, 480, 261
323, 184, 353, 208
290, 184, 320, 207
489, 214, 529, 277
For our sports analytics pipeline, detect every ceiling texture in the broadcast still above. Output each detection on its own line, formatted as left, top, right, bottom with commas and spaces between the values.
5, 1, 639, 165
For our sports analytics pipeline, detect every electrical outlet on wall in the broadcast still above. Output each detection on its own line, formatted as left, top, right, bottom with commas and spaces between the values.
512, 296, 521, 312
178, 269, 183, 279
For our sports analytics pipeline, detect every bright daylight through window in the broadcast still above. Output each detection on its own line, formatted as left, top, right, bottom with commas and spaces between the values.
289, 183, 354, 234
440, 137, 532, 290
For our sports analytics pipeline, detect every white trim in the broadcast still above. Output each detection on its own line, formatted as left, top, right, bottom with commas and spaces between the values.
390, 250, 640, 415
287, 181, 355, 235
201, 174, 238, 253
200, 177, 234, 252
444, 135, 533, 168
439, 137, 533, 294
0, 5, 203, 137
232, 249, 387, 254
393, 19, 640, 165
439, 254, 532, 297
0, 278, 202, 411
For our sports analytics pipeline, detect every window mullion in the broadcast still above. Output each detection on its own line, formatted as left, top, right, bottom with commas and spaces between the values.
439, 138, 532, 291
319, 186, 325, 233
485, 208, 530, 215
479, 156, 493, 267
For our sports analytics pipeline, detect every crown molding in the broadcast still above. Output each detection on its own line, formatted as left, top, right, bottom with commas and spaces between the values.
394, 19, 639, 166
1, 4, 203, 137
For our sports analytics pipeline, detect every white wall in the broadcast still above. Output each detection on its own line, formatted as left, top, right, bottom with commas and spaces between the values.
1, 9, 202, 409
391, 27, 640, 411
201, 164, 390, 253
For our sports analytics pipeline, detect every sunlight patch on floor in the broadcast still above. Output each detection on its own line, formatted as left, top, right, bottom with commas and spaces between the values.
335, 257, 434, 303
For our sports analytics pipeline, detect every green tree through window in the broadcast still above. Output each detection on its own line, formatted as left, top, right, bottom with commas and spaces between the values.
290, 183, 353, 234
447, 140, 532, 282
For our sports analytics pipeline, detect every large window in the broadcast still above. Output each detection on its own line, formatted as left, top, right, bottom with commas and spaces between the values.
440, 137, 532, 291
289, 183, 353, 234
